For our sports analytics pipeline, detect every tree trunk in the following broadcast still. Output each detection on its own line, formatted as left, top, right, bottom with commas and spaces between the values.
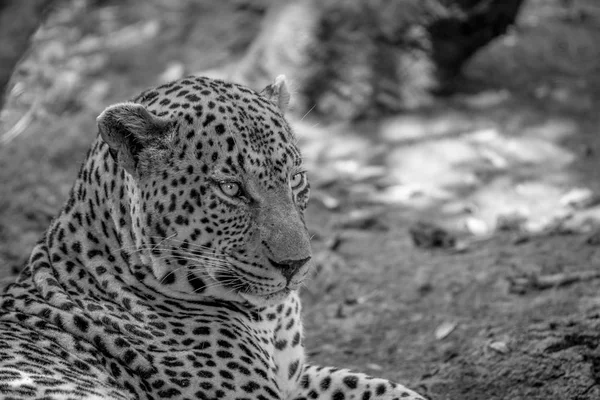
230, 0, 525, 121
0, 0, 57, 110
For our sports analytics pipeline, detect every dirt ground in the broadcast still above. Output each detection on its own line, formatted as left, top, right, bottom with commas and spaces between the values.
1, 1, 600, 399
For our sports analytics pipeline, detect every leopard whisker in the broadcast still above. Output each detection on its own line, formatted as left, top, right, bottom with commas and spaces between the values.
138, 241, 216, 253
167, 259, 230, 271
151, 232, 178, 252
143, 245, 226, 260
299, 103, 316, 122
155, 254, 229, 265
146, 236, 221, 252
126, 245, 226, 261
159, 262, 230, 281
157, 238, 220, 252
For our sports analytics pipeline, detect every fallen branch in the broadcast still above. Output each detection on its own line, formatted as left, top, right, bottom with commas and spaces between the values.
508, 270, 600, 294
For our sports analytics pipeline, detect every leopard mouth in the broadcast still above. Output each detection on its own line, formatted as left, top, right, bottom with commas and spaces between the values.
220, 256, 298, 305
239, 287, 292, 306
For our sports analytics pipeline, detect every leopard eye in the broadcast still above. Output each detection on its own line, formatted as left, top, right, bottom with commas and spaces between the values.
290, 172, 304, 189
220, 182, 241, 197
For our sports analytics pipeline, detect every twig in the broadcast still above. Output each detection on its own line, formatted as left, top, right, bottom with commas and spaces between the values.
1, 101, 37, 144
508, 270, 600, 294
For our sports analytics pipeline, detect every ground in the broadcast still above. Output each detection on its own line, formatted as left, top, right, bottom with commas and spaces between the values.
1, 0, 600, 399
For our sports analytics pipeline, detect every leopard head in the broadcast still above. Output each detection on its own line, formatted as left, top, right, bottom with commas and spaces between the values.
97, 76, 312, 307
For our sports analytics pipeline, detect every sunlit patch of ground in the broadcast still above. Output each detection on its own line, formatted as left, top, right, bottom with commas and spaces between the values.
296, 99, 591, 235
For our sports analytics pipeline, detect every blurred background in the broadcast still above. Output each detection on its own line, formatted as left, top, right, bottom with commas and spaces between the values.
1, 0, 600, 398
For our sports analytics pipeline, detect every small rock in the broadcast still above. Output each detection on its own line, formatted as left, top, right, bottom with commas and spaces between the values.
324, 234, 343, 251
513, 234, 531, 245
489, 341, 510, 354
451, 240, 471, 253
440, 342, 460, 362
586, 230, 600, 245
344, 297, 359, 306
414, 266, 433, 294
496, 212, 528, 232
344, 296, 368, 305
409, 221, 456, 249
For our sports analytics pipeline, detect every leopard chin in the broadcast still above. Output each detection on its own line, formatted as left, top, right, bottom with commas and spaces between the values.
239, 287, 292, 307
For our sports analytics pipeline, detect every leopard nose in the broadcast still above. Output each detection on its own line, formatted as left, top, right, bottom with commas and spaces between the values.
268, 256, 311, 282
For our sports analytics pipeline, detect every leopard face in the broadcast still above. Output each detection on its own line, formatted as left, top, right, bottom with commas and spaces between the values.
97, 76, 312, 307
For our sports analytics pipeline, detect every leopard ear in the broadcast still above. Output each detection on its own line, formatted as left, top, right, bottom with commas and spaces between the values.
97, 102, 172, 176
260, 75, 290, 114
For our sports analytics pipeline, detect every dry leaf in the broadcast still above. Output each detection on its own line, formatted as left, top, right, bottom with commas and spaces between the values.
312, 192, 341, 210
366, 363, 383, 371
465, 217, 489, 236
460, 90, 510, 109
334, 209, 387, 231
560, 188, 598, 209
160, 62, 185, 83
435, 321, 457, 340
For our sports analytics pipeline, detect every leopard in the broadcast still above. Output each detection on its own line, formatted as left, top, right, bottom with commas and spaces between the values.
0, 75, 425, 400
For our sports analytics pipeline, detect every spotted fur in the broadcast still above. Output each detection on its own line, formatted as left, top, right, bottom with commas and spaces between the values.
0, 76, 424, 400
